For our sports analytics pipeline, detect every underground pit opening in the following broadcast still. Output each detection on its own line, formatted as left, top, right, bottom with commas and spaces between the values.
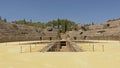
40, 40, 81, 52
48, 41, 67, 52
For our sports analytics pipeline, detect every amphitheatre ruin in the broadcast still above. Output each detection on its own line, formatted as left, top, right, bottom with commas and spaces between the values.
0, 19, 120, 68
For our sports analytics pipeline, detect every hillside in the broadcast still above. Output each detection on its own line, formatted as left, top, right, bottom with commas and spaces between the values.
0, 22, 59, 42
67, 19, 120, 40
0, 22, 42, 42
0, 19, 120, 42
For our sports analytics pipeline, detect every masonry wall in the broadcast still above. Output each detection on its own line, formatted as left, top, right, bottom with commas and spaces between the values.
71, 36, 120, 40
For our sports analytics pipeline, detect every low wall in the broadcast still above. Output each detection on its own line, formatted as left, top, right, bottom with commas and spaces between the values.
0, 36, 59, 43
71, 36, 120, 40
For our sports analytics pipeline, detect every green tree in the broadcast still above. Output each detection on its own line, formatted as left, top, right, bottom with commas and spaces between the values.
46, 19, 75, 33
4, 18, 7, 22
0, 16, 2, 20
92, 22, 94, 25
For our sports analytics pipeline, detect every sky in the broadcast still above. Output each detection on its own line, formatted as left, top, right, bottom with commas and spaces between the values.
0, 0, 120, 24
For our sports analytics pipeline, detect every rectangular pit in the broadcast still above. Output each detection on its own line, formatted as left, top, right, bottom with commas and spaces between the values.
40, 40, 81, 52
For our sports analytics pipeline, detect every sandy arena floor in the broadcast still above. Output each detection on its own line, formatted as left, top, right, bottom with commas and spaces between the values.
76, 40, 120, 52
0, 40, 120, 68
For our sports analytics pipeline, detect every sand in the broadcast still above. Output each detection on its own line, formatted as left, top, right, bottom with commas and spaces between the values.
76, 40, 120, 52
0, 40, 120, 68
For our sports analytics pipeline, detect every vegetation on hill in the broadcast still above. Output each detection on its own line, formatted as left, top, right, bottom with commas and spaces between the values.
107, 18, 120, 22
0, 16, 7, 23
12, 19, 76, 33
12, 19, 45, 28
46, 19, 75, 33
1, 16, 114, 33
